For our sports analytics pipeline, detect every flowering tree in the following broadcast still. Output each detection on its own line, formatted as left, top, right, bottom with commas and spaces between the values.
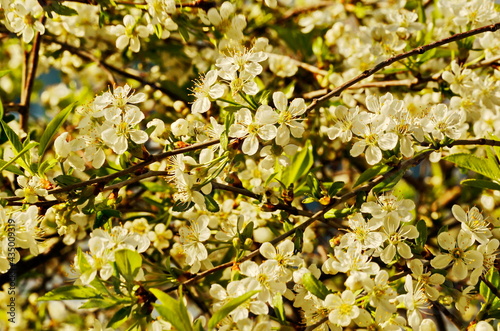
1, 0, 500, 330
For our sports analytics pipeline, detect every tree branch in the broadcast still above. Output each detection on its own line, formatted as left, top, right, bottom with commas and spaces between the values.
306, 22, 500, 112
432, 301, 463, 330
303, 78, 420, 99
211, 182, 315, 218
304, 317, 328, 331
20, 16, 46, 133
3, 139, 221, 204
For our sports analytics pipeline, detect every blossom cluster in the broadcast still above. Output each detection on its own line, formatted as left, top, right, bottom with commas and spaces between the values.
325, 92, 469, 165
1, 0, 500, 330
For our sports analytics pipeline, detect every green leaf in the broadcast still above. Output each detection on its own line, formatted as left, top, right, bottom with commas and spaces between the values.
306, 173, 320, 197
207, 290, 259, 330
77, 247, 91, 274
293, 228, 304, 253
114, 249, 142, 283
90, 277, 111, 295
79, 298, 117, 309
302, 273, 330, 300
324, 207, 351, 219
38, 285, 103, 301
38, 102, 75, 157
354, 164, 393, 187
53, 174, 82, 187
273, 293, 286, 325
272, 25, 313, 58
172, 200, 195, 212
204, 194, 220, 212
0, 160, 24, 176
150, 288, 194, 331
38, 158, 59, 176
44, 1, 79, 16
480, 268, 500, 303
0, 70, 10, 78
373, 169, 404, 194
0, 141, 38, 174
95, 209, 121, 229
76, 186, 97, 205
240, 221, 254, 241
415, 219, 427, 253
1, 120, 23, 153
416, 47, 436, 64
444, 153, 500, 181
461, 179, 500, 191
0, 94, 3, 120
282, 141, 313, 187
178, 24, 190, 42
107, 306, 132, 329
327, 181, 345, 197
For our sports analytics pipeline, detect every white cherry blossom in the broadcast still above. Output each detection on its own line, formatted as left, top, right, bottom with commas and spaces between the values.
326, 105, 360, 143
101, 109, 149, 155
340, 213, 384, 250
110, 15, 150, 53
191, 70, 225, 114
421, 104, 467, 141
398, 275, 431, 331
259, 239, 303, 282
431, 230, 483, 280
272, 92, 307, 146
210, 278, 268, 322
239, 260, 286, 304
407, 259, 445, 301
350, 114, 398, 165
179, 215, 211, 266
452, 204, 491, 244
325, 290, 360, 327
379, 214, 419, 264
15, 175, 48, 204
229, 106, 278, 155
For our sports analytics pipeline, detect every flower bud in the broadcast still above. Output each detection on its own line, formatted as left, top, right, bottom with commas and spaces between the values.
232, 237, 242, 249
243, 238, 253, 248
171, 118, 189, 136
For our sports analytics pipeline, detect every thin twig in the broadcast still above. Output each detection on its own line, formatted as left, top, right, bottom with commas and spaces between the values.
304, 317, 329, 331
449, 138, 500, 147
306, 22, 500, 112
102, 170, 171, 191
44, 36, 182, 101
59, 0, 212, 8
3, 139, 221, 204
20, 16, 46, 132
211, 182, 315, 218
432, 301, 464, 330
469, 54, 500, 69
295, 60, 329, 76
303, 78, 419, 99
281, 1, 334, 20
